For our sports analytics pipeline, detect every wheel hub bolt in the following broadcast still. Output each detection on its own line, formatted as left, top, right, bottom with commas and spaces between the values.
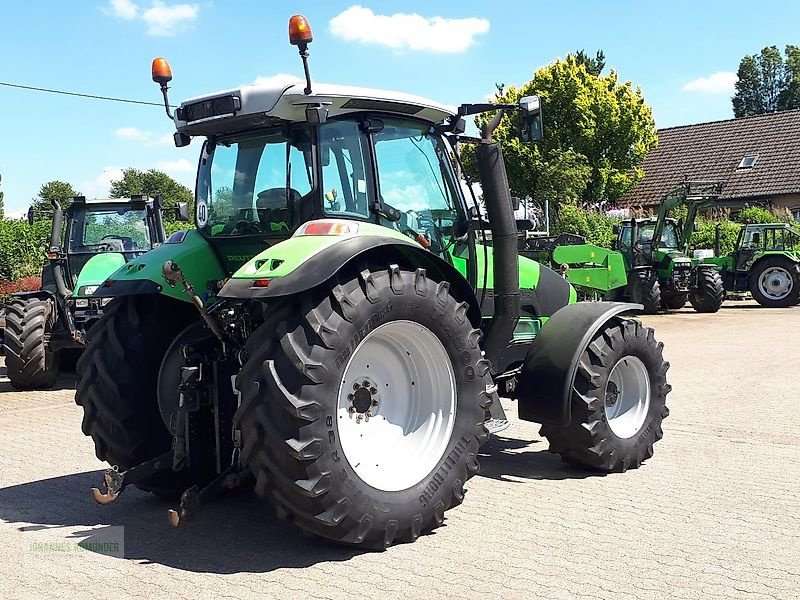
348, 377, 379, 422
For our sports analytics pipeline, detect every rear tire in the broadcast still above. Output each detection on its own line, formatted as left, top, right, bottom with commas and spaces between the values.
3, 297, 60, 390
75, 295, 199, 497
749, 257, 799, 308
629, 272, 661, 314
689, 268, 724, 313
235, 265, 489, 548
540, 319, 670, 472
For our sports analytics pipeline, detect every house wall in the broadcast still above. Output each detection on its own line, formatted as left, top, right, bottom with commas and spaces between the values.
770, 194, 800, 221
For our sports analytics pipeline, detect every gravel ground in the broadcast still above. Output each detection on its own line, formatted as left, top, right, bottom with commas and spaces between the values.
1, 299, 798, 599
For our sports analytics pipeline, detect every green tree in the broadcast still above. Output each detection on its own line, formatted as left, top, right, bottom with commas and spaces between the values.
31, 180, 78, 217
462, 53, 657, 209
0, 172, 5, 220
109, 168, 193, 222
575, 49, 606, 76
733, 45, 800, 117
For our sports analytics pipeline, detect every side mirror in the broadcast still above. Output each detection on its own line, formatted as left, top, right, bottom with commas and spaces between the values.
27, 207, 35, 226
612, 224, 620, 235
510, 196, 521, 211
175, 202, 190, 222
519, 95, 543, 142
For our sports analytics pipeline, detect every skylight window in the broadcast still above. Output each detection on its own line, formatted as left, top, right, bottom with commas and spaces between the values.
738, 155, 758, 168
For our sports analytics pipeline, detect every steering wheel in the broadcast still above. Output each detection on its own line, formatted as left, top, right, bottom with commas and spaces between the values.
232, 220, 263, 235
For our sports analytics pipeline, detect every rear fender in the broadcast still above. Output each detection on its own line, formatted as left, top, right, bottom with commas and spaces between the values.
220, 233, 482, 325
516, 302, 642, 426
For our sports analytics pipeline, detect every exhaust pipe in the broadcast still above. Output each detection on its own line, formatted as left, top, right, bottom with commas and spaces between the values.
49, 200, 70, 299
476, 140, 520, 370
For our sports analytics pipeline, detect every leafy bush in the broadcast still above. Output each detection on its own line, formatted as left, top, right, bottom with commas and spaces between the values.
735, 205, 787, 224
0, 218, 50, 281
690, 218, 740, 255
553, 203, 620, 247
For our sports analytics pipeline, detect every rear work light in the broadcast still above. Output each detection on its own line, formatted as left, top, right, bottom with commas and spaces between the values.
296, 220, 358, 236
176, 94, 241, 123
251, 279, 270, 288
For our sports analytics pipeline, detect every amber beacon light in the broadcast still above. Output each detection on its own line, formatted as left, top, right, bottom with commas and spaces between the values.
151, 57, 173, 84
289, 14, 313, 46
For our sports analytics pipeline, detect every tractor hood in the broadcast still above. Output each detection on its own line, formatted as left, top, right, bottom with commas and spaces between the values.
91, 230, 226, 304
72, 253, 127, 297
654, 248, 692, 266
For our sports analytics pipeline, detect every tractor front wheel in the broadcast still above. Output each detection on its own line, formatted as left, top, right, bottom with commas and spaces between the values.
235, 266, 489, 548
749, 257, 800, 308
3, 297, 60, 390
661, 292, 688, 310
689, 268, 724, 313
540, 319, 670, 472
630, 272, 661, 314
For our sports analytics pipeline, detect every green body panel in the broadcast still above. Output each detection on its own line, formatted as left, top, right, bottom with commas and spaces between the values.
473, 244, 542, 291
72, 253, 127, 296
552, 244, 628, 292
102, 229, 226, 303
232, 222, 411, 280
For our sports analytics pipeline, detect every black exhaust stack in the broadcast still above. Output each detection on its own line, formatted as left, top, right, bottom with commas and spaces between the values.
476, 111, 520, 370
49, 199, 70, 299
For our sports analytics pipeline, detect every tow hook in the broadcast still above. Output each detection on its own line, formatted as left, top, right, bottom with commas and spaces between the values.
90, 451, 173, 505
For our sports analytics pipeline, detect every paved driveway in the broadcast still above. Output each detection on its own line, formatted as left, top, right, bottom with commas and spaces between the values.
1, 300, 798, 599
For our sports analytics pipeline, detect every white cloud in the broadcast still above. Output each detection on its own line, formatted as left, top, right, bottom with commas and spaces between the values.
142, 1, 199, 36
114, 126, 151, 142
682, 71, 738, 94
250, 73, 304, 87
102, 0, 198, 37
157, 158, 194, 173
114, 126, 175, 145
79, 166, 124, 198
103, 0, 139, 20
5, 208, 29, 220
329, 5, 489, 54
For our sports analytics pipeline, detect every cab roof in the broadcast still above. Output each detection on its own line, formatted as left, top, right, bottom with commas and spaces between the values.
174, 80, 456, 136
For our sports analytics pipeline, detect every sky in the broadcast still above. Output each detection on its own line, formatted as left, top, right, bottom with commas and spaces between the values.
1, 0, 798, 217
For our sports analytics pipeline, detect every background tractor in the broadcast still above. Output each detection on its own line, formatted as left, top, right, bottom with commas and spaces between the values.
76, 15, 671, 549
2, 195, 186, 389
699, 222, 800, 307
609, 182, 726, 313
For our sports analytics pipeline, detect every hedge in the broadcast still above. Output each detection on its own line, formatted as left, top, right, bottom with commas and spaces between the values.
0, 219, 50, 281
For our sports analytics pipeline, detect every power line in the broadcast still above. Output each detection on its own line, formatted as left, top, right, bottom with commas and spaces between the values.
0, 81, 175, 108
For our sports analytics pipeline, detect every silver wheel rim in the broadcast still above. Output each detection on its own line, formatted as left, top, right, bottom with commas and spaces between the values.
758, 266, 793, 300
336, 320, 456, 492
604, 356, 650, 439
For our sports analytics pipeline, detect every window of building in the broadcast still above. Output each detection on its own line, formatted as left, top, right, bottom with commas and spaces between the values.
791, 207, 800, 222
738, 155, 758, 168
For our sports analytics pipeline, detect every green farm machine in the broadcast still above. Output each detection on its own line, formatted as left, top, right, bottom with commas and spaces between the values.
700, 222, 800, 307
540, 182, 726, 314
77, 15, 671, 548
2, 196, 186, 389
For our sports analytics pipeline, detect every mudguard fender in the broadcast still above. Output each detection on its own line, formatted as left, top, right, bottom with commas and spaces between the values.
516, 302, 642, 426
220, 235, 482, 325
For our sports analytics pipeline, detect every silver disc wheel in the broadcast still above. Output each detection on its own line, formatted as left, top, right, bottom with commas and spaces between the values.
604, 356, 651, 439
337, 320, 456, 492
758, 266, 793, 301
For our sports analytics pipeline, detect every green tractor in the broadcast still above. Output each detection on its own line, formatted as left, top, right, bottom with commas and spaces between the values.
2, 195, 185, 389
78, 15, 671, 549
699, 222, 800, 307
611, 182, 725, 314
